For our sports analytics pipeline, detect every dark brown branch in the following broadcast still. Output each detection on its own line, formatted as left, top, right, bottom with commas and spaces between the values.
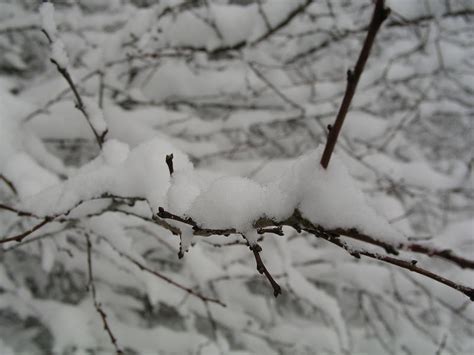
320, 0, 390, 169
157, 207, 197, 228
250, 244, 282, 297
0, 218, 52, 244
328, 227, 399, 255
328, 226, 474, 270
157, 207, 238, 237
405, 243, 474, 270
304, 226, 474, 301
85, 234, 123, 355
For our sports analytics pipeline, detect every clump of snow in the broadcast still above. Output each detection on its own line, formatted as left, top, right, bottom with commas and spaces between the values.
296, 150, 404, 243
167, 171, 207, 216
20, 137, 403, 246
188, 175, 266, 231
102, 139, 129, 166
39, 2, 69, 69
22, 137, 192, 216
51, 40, 69, 69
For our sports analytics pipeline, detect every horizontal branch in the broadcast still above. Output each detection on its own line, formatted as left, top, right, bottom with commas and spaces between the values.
0, 218, 52, 244
304, 226, 474, 301
2, 195, 472, 301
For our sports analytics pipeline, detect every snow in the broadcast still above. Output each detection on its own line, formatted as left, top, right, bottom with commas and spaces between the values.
3, 153, 59, 198
39, 2, 57, 38
51, 40, 69, 69
287, 268, 349, 351
2, 1, 473, 354
83, 96, 108, 136
22, 137, 192, 216
189, 175, 266, 231
19, 138, 404, 249
40, 2, 69, 69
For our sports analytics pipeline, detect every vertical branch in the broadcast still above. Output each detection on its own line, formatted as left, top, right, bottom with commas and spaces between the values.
166, 154, 174, 176
50, 58, 107, 148
98, 70, 105, 109
40, 21, 106, 148
85, 234, 123, 355
251, 244, 282, 297
320, 0, 390, 169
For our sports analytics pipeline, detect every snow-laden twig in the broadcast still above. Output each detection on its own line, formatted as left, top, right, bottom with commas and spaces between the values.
39, 2, 107, 148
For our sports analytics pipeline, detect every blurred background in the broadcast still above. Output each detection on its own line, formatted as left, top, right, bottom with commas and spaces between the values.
0, 0, 473, 354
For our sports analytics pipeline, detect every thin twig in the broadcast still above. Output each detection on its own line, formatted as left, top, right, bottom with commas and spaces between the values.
405, 243, 474, 270
0, 218, 52, 244
85, 234, 123, 354
41, 29, 106, 148
0, 203, 37, 218
50, 59, 107, 148
0, 174, 17, 195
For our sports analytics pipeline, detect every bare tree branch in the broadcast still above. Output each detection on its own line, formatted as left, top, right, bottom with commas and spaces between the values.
320, 0, 390, 169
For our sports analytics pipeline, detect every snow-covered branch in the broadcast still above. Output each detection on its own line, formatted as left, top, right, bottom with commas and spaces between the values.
0, 0, 472, 353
